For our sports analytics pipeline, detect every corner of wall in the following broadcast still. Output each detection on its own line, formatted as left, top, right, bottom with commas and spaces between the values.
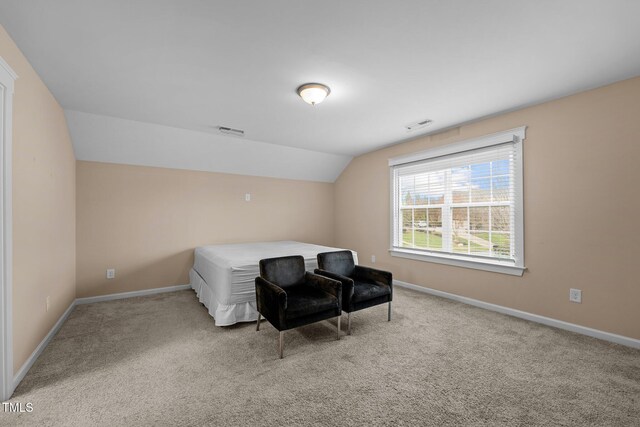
1, 23, 78, 374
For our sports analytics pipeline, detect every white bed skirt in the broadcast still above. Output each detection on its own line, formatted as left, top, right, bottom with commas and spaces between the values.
190, 268, 259, 326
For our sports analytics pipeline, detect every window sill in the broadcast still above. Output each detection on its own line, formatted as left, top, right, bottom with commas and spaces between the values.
389, 248, 526, 276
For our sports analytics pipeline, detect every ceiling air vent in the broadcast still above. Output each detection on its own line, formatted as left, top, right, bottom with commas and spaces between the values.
216, 126, 245, 137
405, 119, 433, 132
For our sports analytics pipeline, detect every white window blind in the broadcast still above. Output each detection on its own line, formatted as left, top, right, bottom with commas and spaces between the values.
389, 127, 525, 275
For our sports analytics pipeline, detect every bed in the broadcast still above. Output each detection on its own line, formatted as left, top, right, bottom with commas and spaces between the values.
189, 241, 358, 326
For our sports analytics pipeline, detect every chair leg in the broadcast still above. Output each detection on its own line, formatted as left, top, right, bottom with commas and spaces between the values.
279, 331, 284, 359
337, 315, 341, 340
256, 313, 261, 331
388, 301, 392, 321
347, 312, 352, 335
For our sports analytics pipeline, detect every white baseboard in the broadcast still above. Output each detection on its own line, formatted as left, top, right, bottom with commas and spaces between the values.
75, 284, 191, 305
13, 300, 75, 389
395, 280, 640, 349
12, 284, 192, 392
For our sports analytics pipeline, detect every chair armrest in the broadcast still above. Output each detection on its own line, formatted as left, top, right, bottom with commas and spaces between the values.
305, 272, 342, 306
314, 269, 354, 301
354, 265, 393, 287
255, 276, 287, 314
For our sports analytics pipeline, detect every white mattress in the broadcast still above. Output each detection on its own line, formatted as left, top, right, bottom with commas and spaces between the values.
190, 241, 358, 326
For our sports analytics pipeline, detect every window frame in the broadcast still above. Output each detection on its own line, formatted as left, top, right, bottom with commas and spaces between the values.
388, 126, 526, 276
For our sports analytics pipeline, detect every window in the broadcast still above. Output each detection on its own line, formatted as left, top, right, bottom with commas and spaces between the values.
389, 127, 525, 275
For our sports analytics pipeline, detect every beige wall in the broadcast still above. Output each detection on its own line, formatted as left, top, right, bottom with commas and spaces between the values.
76, 161, 335, 298
335, 76, 640, 340
0, 26, 77, 372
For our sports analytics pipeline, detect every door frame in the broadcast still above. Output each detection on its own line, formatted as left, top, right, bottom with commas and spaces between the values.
0, 55, 17, 402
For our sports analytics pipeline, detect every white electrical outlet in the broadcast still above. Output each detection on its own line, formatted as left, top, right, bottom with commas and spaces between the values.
371, 255, 376, 263
245, 193, 251, 202
106, 268, 116, 279
46, 296, 50, 312
569, 288, 582, 303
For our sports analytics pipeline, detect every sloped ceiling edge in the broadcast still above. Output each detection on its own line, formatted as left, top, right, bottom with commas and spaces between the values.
65, 110, 352, 183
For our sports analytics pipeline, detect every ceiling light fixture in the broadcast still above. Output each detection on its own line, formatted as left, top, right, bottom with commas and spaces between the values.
297, 83, 331, 106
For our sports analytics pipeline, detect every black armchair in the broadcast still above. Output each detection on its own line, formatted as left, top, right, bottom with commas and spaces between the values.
315, 251, 392, 335
255, 255, 342, 358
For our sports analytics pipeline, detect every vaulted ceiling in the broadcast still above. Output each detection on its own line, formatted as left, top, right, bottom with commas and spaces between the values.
1, 1, 639, 181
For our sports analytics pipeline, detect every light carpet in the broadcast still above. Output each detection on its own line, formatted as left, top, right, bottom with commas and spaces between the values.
4, 287, 639, 426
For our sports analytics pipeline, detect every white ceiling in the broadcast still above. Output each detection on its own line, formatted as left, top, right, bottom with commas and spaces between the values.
1, 1, 640, 178
65, 110, 351, 182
